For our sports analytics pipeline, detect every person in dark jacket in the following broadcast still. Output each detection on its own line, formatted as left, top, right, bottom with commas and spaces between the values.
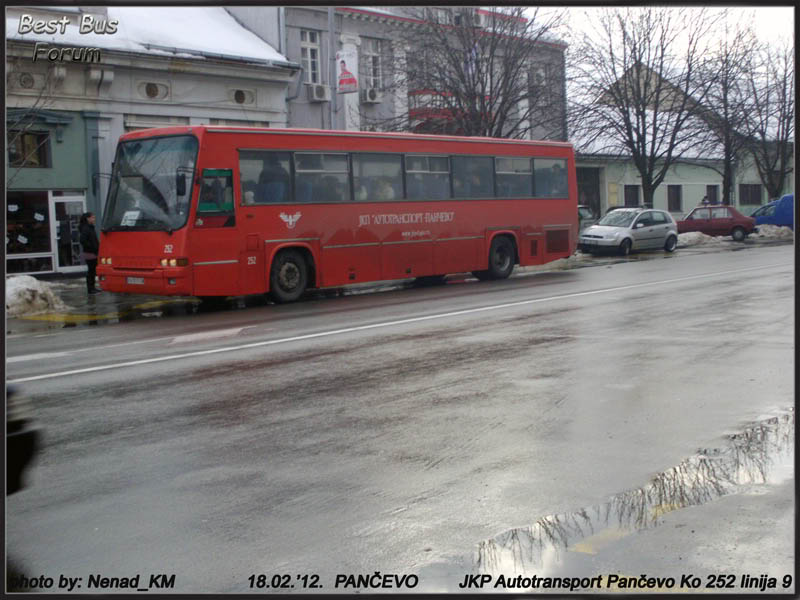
79, 212, 101, 294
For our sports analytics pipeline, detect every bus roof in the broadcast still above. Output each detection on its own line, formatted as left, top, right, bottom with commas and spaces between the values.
119, 125, 574, 150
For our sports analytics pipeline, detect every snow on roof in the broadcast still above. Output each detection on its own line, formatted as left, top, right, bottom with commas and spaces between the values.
6, 7, 289, 65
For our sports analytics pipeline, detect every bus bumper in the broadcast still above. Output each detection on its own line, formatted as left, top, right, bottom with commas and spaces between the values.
97, 266, 192, 296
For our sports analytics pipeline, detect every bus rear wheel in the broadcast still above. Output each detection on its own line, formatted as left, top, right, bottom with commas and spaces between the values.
486, 236, 515, 279
270, 249, 308, 303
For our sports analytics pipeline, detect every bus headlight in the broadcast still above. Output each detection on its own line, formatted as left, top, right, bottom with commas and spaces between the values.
101, 257, 112, 265
161, 258, 189, 267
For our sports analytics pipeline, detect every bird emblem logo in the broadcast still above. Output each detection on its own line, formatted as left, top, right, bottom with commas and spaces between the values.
279, 212, 302, 229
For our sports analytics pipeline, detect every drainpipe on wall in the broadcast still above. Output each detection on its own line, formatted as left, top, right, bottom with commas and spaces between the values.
328, 6, 335, 130
278, 7, 285, 54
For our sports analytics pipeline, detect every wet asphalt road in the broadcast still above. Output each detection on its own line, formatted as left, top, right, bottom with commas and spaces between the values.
5, 244, 794, 593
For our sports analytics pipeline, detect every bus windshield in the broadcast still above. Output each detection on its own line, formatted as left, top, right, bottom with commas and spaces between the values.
102, 135, 198, 232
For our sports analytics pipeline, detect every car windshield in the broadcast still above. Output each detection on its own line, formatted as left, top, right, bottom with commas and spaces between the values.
102, 135, 198, 232
598, 210, 637, 227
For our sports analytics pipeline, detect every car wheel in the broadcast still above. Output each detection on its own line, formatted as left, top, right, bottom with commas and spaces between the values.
731, 227, 746, 242
619, 238, 632, 256
486, 236, 515, 279
664, 235, 677, 252
270, 249, 307, 303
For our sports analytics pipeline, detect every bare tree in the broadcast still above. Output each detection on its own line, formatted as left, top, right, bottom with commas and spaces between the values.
359, 6, 567, 140
5, 59, 59, 187
692, 14, 759, 205
741, 40, 795, 200
569, 7, 721, 206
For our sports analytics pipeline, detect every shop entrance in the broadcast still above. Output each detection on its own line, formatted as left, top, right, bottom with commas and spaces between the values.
53, 195, 86, 273
6, 190, 86, 275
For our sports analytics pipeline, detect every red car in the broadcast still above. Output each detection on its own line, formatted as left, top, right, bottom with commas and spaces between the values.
676, 205, 756, 242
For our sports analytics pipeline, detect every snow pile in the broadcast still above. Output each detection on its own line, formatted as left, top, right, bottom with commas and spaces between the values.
678, 232, 725, 246
6, 275, 70, 317
523, 253, 594, 272
751, 225, 793, 240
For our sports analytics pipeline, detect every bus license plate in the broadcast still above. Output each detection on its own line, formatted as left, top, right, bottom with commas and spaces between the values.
127, 276, 145, 285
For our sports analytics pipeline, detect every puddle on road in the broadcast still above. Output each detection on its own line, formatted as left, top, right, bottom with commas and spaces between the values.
417, 410, 794, 591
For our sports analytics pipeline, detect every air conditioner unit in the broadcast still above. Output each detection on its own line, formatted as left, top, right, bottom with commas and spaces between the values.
307, 84, 331, 102
361, 88, 383, 104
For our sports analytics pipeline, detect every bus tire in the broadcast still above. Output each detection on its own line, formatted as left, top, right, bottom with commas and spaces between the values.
486, 235, 515, 279
270, 249, 308, 303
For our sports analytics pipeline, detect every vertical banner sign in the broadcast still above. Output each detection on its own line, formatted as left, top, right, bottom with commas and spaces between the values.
336, 48, 358, 94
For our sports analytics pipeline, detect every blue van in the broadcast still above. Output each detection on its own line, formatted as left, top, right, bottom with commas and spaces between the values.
750, 194, 794, 230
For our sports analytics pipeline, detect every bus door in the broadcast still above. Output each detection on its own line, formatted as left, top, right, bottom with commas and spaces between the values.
188, 168, 241, 296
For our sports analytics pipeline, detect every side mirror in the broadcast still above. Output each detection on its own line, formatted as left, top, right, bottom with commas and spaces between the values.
176, 172, 187, 197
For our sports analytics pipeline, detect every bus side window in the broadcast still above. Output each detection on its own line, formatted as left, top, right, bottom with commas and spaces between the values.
496, 157, 533, 198
406, 155, 450, 200
534, 158, 567, 198
352, 153, 403, 202
196, 168, 235, 227
452, 156, 494, 198
295, 152, 350, 203
238, 151, 291, 205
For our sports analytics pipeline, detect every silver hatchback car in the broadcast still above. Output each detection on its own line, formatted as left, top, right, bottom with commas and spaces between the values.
578, 207, 678, 255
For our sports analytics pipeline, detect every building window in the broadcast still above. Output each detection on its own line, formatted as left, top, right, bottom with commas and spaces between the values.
7, 130, 51, 168
668, 185, 682, 212
624, 185, 640, 207
425, 7, 452, 24
739, 183, 762, 205
362, 38, 384, 89
706, 185, 718, 205
301, 30, 320, 84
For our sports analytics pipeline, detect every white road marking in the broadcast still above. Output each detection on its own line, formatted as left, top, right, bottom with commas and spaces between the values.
7, 263, 789, 384
7, 351, 71, 363
169, 327, 245, 345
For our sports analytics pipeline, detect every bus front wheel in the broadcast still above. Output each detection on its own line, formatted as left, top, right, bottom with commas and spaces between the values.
270, 249, 308, 303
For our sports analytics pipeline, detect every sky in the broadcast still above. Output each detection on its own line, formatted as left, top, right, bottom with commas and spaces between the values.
553, 5, 794, 46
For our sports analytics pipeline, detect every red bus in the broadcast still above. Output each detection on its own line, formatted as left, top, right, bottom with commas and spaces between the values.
97, 126, 577, 302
